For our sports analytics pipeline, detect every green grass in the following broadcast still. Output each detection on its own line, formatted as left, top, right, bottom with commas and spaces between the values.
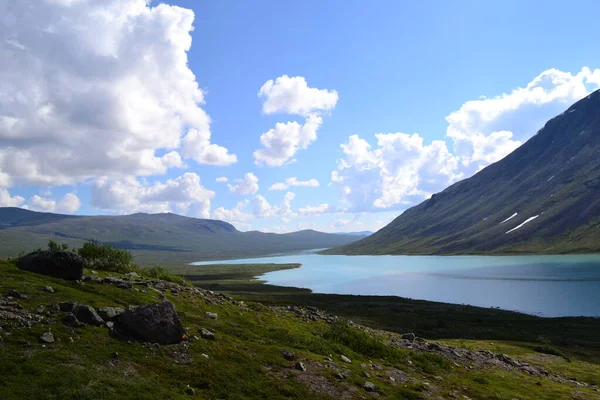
1, 258, 600, 399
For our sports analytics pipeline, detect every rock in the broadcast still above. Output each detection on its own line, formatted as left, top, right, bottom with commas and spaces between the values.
364, 382, 377, 392
6, 289, 28, 299
340, 355, 352, 363
117, 282, 132, 289
201, 354, 209, 359
17, 250, 85, 280
59, 302, 74, 312
62, 313, 82, 328
106, 321, 115, 330
294, 362, 306, 371
40, 332, 54, 343
205, 312, 218, 320
97, 307, 125, 321
335, 372, 346, 380
73, 305, 104, 326
402, 332, 416, 341
116, 301, 185, 345
41, 286, 55, 293
124, 272, 140, 280
199, 328, 216, 340
280, 350, 296, 361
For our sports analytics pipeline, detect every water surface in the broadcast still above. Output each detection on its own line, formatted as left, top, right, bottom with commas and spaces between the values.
193, 253, 600, 317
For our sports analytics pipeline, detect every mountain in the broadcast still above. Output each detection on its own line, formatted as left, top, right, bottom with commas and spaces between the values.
332, 231, 373, 236
325, 90, 600, 256
0, 208, 360, 265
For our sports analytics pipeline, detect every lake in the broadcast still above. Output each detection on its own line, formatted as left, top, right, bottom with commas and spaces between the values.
193, 253, 600, 317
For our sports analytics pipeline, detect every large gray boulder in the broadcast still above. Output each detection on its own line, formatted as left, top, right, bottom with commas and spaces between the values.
116, 301, 185, 345
17, 251, 85, 280
73, 304, 104, 326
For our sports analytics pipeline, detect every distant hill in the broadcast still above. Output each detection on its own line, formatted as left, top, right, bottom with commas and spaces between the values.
332, 231, 373, 237
0, 208, 360, 265
325, 90, 600, 256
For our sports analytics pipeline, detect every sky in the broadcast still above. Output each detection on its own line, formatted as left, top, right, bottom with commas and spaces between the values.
1, 0, 600, 233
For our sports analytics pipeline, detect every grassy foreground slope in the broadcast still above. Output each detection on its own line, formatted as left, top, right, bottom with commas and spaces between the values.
325, 90, 600, 256
2, 259, 597, 399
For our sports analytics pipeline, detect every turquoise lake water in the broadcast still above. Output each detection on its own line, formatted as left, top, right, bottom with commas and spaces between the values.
193, 253, 600, 317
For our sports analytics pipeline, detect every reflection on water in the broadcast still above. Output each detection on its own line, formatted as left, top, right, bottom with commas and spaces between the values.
193, 253, 600, 317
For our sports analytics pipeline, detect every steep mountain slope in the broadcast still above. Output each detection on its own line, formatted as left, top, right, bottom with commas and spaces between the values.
0, 209, 360, 264
326, 90, 600, 255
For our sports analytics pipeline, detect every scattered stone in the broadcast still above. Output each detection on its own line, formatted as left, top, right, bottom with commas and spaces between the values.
340, 355, 352, 363
17, 250, 85, 280
6, 289, 28, 299
361, 371, 371, 378
294, 362, 306, 371
199, 328, 216, 341
372, 363, 383, 371
280, 350, 296, 361
124, 272, 140, 280
73, 305, 105, 326
41, 286, 55, 293
335, 372, 346, 380
68, 337, 74, 343
205, 312, 218, 320
201, 354, 209, 359
97, 307, 125, 321
402, 332, 416, 341
106, 321, 115, 330
364, 382, 377, 392
40, 332, 54, 343
112, 352, 120, 359
116, 301, 185, 345
36, 306, 45, 314
62, 313, 82, 327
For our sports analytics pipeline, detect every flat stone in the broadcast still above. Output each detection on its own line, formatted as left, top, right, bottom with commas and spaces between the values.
6, 289, 28, 299
40, 332, 54, 343
199, 328, 216, 341
41, 286, 55, 293
340, 355, 352, 363
280, 350, 296, 361
205, 312, 218, 320
73, 305, 104, 326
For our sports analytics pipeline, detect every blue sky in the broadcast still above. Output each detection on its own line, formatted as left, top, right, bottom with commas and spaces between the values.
1, 0, 600, 232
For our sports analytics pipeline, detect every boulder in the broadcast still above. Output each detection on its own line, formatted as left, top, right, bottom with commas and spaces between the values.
116, 301, 185, 345
364, 382, 377, 392
5, 289, 28, 299
205, 312, 218, 320
97, 307, 125, 321
62, 313, 82, 327
41, 286, 55, 293
17, 250, 85, 280
280, 350, 296, 361
73, 305, 104, 326
199, 328, 216, 340
40, 332, 55, 343
294, 362, 306, 371
402, 332, 416, 342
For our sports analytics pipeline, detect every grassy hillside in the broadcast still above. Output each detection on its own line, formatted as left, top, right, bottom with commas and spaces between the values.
0, 209, 361, 266
1, 259, 599, 399
325, 90, 600, 256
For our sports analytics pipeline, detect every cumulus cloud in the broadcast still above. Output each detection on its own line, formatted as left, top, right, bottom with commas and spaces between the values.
28, 192, 81, 213
252, 192, 295, 218
253, 115, 322, 166
213, 199, 251, 221
297, 203, 339, 216
332, 67, 600, 212
228, 173, 259, 195
269, 177, 319, 190
254, 76, 338, 166
0, 0, 236, 188
215, 177, 228, 183
0, 189, 25, 207
258, 75, 338, 117
91, 173, 214, 217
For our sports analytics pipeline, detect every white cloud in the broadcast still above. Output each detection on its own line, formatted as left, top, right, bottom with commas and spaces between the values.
269, 177, 320, 190
332, 67, 600, 212
27, 192, 81, 213
57, 192, 81, 213
253, 115, 322, 166
0, 0, 236, 187
228, 173, 259, 195
258, 75, 338, 117
251, 192, 295, 218
91, 173, 214, 217
0, 189, 25, 207
215, 177, 228, 183
297, 203, 338, 216
213, 199, 251, 222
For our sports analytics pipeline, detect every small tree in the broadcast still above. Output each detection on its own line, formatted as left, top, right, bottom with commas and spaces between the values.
77, 241, 133, 272
47, 240, 69, 252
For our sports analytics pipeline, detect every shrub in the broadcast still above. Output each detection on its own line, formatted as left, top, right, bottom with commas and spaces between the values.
47, 240, 69, 252
135, 265, 187, 285
77, 241, 133, 272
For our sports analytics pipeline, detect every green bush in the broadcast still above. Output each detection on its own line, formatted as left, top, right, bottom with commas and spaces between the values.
135, 265, 186, 285
47, 240, 69, 252
77, 241, 133, 272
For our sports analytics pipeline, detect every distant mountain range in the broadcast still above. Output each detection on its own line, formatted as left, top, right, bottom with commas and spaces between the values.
325, 90, 600, 256
332, 231, 373, 236
0, 208, 361, 265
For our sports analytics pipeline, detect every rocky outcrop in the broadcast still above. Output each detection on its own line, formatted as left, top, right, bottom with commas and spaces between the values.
116, 301, 185, 345
17, 251, 85, 280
